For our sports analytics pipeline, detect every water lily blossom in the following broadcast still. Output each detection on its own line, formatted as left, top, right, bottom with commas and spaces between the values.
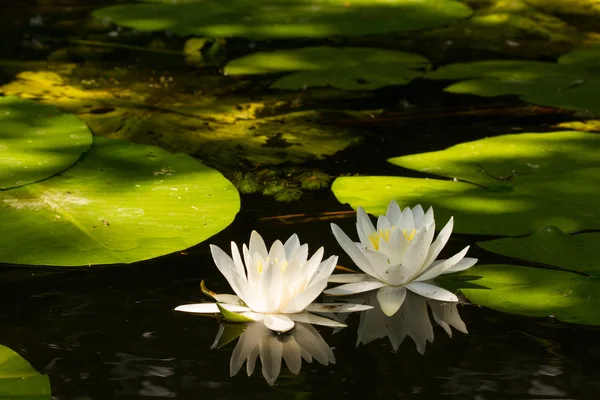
175, 231, 372, 333
325, 201, 477, 317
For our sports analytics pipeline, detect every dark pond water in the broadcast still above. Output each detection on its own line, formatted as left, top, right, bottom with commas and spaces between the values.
2, 1, 599, 399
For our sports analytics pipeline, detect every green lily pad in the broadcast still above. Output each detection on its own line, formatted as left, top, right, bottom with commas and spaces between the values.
93, 0, 473, 39
0, 345, 51, 399
331, 131, 600, 236
224, 47, 431, 91
478, 227, 600, 276
0, 136, 240, 266
458, 264, 600, 326
426, 60, 587, 97
558, 46, 600, 67
425, 54, 600, 114
522, 75, 600, 114
0, 96, 92, 190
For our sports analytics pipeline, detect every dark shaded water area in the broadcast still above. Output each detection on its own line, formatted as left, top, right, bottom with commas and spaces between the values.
1, 1, 599, 399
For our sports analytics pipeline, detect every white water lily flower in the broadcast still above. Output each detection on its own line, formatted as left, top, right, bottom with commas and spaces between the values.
175, 231, 372, 333
325, 201, 477, 317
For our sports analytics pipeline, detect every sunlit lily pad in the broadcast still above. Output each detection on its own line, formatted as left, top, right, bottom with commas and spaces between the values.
331, 131, 600, 236
478, 227, 600, 276
458, 264, 600, 326
0, 136, 240, 266
225, 47, 431, 90
0, 96, 92, 190
93, 0, 472, 39
0, 344, 51, 399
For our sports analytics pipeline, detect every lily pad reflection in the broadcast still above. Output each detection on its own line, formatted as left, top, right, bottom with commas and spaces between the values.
212, 321, 335, 385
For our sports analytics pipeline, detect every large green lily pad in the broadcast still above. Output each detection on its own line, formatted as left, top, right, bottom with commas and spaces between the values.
0, 345, 51, 399
458, 264, 600, 326
93, 0, 472, 39
0, 136, 240, 266
426, 60, 588, 97
224, 47, 431, 91
425, 47, 600, 114
478, 227, 600, 276
331, 131, 600, 236
0, 96, 92, 190
558, 46, 600, 67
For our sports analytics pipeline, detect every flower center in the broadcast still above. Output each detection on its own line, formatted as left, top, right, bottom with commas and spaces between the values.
403, 228, 417, 241
368, 227, 416, 250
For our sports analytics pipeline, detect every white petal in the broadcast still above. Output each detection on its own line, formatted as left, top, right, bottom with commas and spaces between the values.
267, 240, 286, 263
304, 247, 325, 282
411, 204, 425, 227
283, 233, 301, 258
175, 303, 250, 313
422, 206, 435, 227
403, 225, 435, 277
263, 314, 295, 333
328, 273, 372, 283
416, 246, 470, 282
442, 257, 478, 274
249, 230, 268, 259
423, 217, 454, 268
357, 207, 376, 248
358, 247, 389, 281
307, 255, 338, 288
376, 286, 407, 317
324, 280, 386, 296
288, 312, 347, 328
382, 263, 409, 286
331, 223, 381, 279
284, 263, 333, 313
290, 244, 309, 266
406, 281, 458, 302
231, 242, 247, 279
213, 294, 244, 305
210, 245, 246, 299
376, 215, 391, 231
305, 303, 373, 313
399, 207, 414, 231
385, 200, 402, 226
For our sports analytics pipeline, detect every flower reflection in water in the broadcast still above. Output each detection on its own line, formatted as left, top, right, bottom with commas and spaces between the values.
212, 321, 335, 385
342, 290, 467, 354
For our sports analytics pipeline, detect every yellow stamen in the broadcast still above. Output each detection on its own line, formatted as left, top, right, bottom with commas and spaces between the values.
256, 260, 263, 274
403, 228, 417, 241
367, 228, 392, 250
